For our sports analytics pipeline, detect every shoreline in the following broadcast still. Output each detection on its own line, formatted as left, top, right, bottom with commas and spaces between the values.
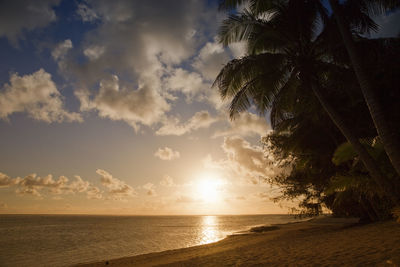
76, 216, 400, 266
75, 217, 311, 266
73, 215, 308, 266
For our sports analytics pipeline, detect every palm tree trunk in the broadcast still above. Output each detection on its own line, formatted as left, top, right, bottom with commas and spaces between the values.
310, 82, 398, 202
329, 0, 400, 178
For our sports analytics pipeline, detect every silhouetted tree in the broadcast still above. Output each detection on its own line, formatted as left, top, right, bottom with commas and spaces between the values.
328, 0, 400, 177
215, 0, 398, 201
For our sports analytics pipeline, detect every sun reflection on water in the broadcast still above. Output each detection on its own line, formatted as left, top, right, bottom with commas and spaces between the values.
200, 216, 222, 245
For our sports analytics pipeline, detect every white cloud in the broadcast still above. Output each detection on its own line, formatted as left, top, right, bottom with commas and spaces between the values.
16, 174, 68, 197
10, 173, 91, 197
191, 38, 246, 81
66, 176, 90, 193
76, 3, 99, 22
52, 39, 73, 61
86, 186, 103, 199
192, 38, 229, 81
160, 175, 174, 187
154, 147, 180, 161
0, 0, 60, 44
156, 110, 218, 136
165, 68, 208, 102
76, 74, 169, 131
0, 171, 101, 200
0, 172, 20, 187
58, 1, 220, 130
0, 69, 82, 123
142, 183, 156, 196
213, 112, 270, 138
228, 41, 247, 58
96, 169, 136, 199
163, 67, 224, 110
204, 136, 283, 184
83, 45, 105, 61
255, 192, 270, 201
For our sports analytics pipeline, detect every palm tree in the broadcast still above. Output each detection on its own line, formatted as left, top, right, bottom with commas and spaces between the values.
218, 0, 400, 182
214, 1, 398, 200
328, 0, 400, 177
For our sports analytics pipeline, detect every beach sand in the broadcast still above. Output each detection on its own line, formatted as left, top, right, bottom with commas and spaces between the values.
77, 217, 400, 266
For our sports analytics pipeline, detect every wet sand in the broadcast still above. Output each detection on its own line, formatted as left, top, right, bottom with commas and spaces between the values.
77, 217, 400, 266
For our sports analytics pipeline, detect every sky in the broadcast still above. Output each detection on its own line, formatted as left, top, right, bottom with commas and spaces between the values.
0, 0, 399, 215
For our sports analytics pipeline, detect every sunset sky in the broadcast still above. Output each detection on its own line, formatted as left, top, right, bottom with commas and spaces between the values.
0, 0, 399, 215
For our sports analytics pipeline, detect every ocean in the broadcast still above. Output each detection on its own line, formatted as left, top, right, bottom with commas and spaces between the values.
0, 214, 299, 266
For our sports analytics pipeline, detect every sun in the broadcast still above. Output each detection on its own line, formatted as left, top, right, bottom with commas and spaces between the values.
195, 173, 223, 202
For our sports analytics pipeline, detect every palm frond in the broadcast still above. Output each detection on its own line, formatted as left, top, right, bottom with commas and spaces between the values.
218, 9, 265, 46
213, 53, 286, 99
270, 71, 300, 128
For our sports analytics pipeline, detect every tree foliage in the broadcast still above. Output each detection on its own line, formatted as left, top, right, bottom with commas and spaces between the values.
216, 0, 400, 221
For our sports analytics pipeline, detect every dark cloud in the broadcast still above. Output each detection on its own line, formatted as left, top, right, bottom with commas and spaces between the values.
0, 0, 60, 44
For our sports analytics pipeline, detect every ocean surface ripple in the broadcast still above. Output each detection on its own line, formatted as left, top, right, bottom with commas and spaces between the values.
0, 214, 299, 266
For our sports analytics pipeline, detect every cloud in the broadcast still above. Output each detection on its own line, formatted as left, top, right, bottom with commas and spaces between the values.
255, 192, 270, 201
0, 69, 82, 123
154, 147, 180, 161
213, 112, 270, 138
96, 169, 136, 199
58, 0, 220, 130
0, 172, 20, 187
156, 110, 218, 136
11, 173, 91, 197
0, 171, 103, 199
75, 74, 169, 131
16, 174, 68, 197
83, 45, 105, 61
160, 175, 174, 187
164, 68, 209, 102
163, 67, 224, 109
204, 136, 283, 184
192, 38, 230, 81
20, 175, 86, 196
66, 176, 90, 193
142, 183, 156, 196
0, 0, 60, 44
52, 39, 73, 61
76, 3, 99, 22
228, 41, 247, 58
86, 186, 103, 199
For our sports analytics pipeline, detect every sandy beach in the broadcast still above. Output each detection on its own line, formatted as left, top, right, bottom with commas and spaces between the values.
77, 217, 400, 266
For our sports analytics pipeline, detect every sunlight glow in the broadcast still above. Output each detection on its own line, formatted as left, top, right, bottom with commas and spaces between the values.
200, 216, 221, 244
195, 172, 224, 202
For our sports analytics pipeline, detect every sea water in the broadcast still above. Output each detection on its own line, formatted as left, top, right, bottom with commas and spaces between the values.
0, 214, 299, 266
